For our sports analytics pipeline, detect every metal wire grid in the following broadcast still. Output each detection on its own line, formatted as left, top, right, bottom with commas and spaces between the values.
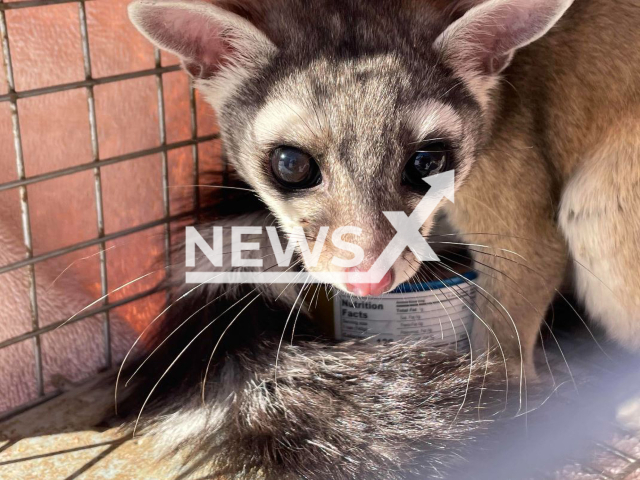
0, 1, 638, 478
536, 329, 640, 480
0, 0, 220, 419
538, 429, 640, 480
565, 434, 640, 480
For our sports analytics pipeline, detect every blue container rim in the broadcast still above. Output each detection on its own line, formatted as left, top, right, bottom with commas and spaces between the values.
392, 271, 478, 294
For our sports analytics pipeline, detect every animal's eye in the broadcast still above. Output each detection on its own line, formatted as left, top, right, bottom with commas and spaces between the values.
403, 142, 452, 190
270, 147, 322, 189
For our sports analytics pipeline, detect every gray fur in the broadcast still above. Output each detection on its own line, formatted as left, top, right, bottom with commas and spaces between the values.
152, 341, 500, 480
127, 328, 503, 480
117, 197, 505, 479
130, 0, 486, 292
123, 0, 640, 477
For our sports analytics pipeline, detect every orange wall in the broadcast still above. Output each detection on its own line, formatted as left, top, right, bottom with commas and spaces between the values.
0, 0, 222, 335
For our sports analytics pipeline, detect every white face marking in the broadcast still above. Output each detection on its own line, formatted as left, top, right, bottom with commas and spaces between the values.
407, 100, 476, 182
209, 53, 484, 296
253, 98, 325, 147
198, 64, 255, 111
408, 100, 463, 141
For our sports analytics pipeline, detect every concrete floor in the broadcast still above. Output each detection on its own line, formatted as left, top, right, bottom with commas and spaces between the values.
1, 349, 639, 480
0, 373, 184, 480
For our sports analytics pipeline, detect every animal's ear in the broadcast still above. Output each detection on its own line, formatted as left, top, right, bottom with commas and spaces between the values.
434, 0, 574, 75
128, 0, 276, 79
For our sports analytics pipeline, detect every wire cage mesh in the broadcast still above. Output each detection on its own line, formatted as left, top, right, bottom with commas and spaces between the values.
0, 0, 223, 420
0, 1, 639, 479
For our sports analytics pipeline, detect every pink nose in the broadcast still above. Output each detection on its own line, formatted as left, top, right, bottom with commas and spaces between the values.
345, 267, 394, 297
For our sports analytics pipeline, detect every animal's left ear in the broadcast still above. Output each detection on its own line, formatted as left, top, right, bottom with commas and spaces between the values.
434, 0, 575, 75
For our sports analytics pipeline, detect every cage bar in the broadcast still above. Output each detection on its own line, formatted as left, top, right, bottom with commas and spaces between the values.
189, 85, 201, 213
0, 0, 83, 11
154, 49, 172, 284
0, 0, 215, 431
0, 0, 44, 397
78, 0, 112, 369
614, 459, 640, 480
595, 442, 639, 465
0, 4, 638, 480
0, 285, 166, 351
0, 211, 196, 276
0, 65, 182, 103
0, 134, 218, 193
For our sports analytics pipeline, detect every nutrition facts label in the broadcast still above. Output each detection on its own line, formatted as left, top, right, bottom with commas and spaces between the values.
333, 283, 475, 351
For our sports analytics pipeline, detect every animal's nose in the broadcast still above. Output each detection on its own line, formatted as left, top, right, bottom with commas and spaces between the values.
345, 266, 394, 297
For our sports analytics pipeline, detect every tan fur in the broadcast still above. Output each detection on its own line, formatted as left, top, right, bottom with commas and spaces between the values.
445, 0, 640, 379
128, 0, 640, 384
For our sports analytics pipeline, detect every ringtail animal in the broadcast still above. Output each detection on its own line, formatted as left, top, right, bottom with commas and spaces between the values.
123, 0, 640, 477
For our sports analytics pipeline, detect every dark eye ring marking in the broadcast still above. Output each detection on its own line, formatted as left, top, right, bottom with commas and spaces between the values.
270, 146, 322, 190
403, 142, 453, 191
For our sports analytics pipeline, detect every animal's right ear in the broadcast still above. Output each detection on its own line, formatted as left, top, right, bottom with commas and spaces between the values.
128, 0, 276, 79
